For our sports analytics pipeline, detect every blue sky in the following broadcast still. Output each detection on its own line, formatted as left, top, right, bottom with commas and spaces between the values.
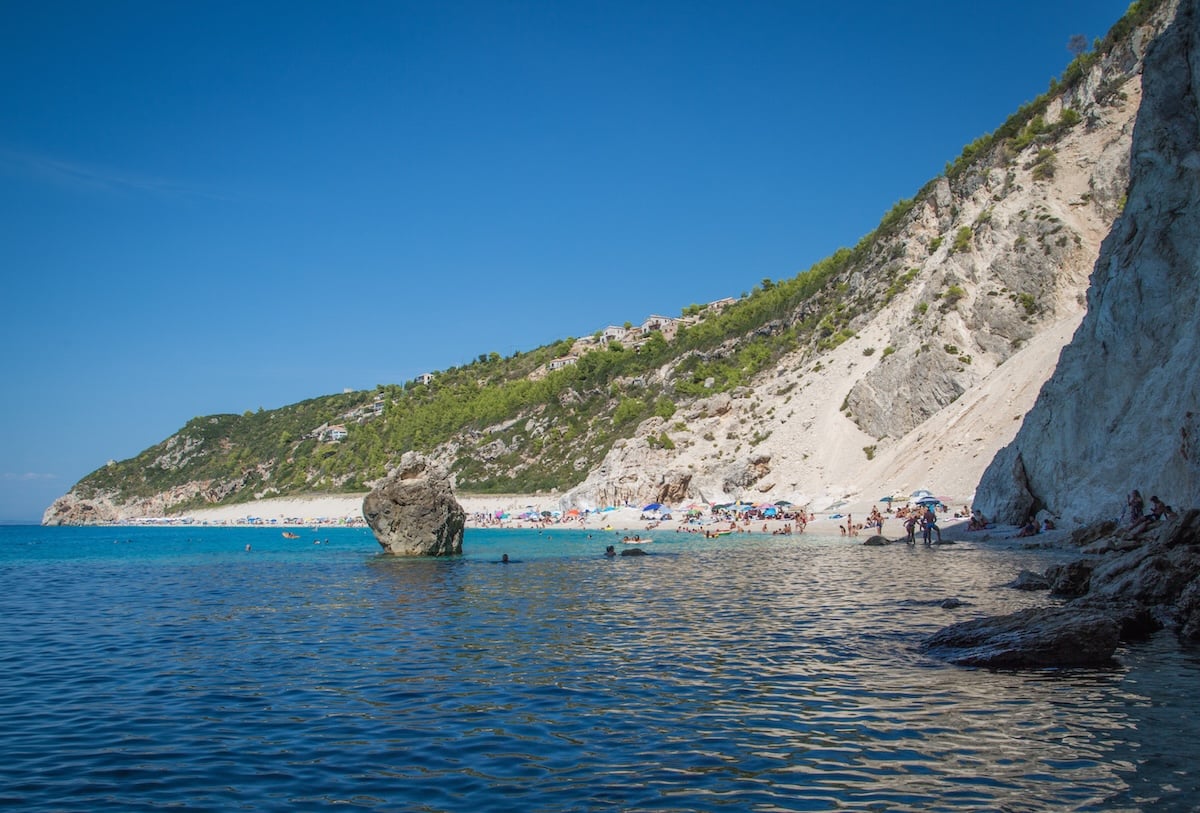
1, 0, 1133, 521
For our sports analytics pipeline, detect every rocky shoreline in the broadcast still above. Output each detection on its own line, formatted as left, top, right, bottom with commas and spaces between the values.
919, 509, 1200, 667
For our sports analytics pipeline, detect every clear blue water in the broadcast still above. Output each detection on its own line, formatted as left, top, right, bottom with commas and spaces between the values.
1, 525, 1198, 811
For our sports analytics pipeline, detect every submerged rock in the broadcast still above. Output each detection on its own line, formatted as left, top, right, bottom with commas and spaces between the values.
362, 453, 465, 556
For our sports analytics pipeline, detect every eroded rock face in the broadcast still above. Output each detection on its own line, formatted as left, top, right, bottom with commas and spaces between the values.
362, 453, 465, 556
976, 0, 1200, 525
42, 494, 120, 526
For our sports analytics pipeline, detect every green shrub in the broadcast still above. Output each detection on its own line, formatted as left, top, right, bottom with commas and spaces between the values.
613, 397, 647, 426
1031, 148, 1056, 180
1057, 108, 1081, 130
653, 397, 677, 420
943, 285, 966, 306
951, 226, 973, 253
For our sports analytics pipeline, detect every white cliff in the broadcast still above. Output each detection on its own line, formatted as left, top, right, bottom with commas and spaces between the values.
976, 0, 1200, 525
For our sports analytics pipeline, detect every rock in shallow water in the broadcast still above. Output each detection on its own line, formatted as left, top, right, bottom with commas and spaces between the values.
362, 452, 465, 556
920, 606, 1120, 668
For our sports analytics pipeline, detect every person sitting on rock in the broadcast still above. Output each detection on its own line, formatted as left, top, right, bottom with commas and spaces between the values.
1130, 496, 1175, 533
1014, 517, 1039, 538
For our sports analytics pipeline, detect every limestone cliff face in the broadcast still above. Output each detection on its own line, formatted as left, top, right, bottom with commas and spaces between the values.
977, 0, 1200, 525
565, 4, 1171, 514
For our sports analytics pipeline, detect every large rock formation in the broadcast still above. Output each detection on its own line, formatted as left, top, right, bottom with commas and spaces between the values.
977, 0, 1200, 525
42, 493, 120, 526
362, 453, 465, 556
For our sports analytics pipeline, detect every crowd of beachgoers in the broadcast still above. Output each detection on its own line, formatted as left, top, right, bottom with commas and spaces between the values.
111, 491, 1077, 544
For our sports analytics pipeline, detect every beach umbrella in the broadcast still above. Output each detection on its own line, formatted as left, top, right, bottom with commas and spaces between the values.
879, 496, 894, 503
762, 507, 777, 516
642, 503, 664, 512
774, 500, 794, 508
910, 489, 934, 500
914, 496, 941, 506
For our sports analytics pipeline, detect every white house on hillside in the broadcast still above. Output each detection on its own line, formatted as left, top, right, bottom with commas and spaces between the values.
600, 325, 627, 345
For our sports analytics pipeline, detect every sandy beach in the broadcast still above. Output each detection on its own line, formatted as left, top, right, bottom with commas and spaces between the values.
176, 491, 1056, 545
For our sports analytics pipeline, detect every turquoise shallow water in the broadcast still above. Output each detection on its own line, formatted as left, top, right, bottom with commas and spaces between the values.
1, 525, 1198, 811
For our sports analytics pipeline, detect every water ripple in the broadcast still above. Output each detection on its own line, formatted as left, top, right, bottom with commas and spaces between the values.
1, 526, 1198, 810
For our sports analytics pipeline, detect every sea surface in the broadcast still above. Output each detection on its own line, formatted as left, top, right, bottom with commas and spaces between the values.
1, 525, 1198, 812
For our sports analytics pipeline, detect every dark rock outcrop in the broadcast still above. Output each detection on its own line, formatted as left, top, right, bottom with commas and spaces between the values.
362, 453, 465, 556
1046, 559, 1096, 597
920, 606, 1121, 668
1084, 509, 1200, 632
923, 509, 1200, 667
